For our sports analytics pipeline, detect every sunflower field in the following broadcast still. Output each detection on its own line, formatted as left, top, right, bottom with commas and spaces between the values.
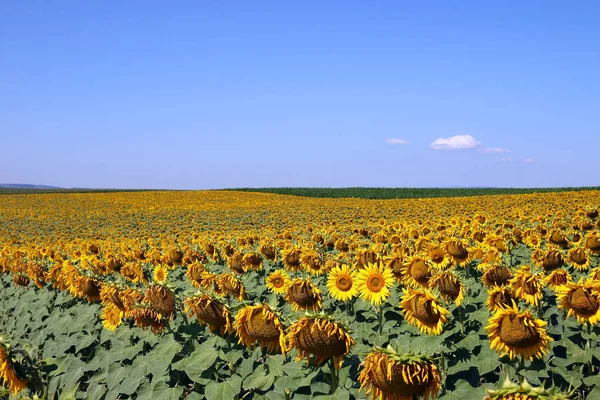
2, 190, 600, 400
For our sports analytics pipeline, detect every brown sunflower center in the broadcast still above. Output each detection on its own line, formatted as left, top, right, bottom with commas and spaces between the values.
366, 274, 384, 292
272, 277, 284, 288
571, 249, 588, 264
522, 279, 538, 295
370, 359, 434, 395
485, 265, 512, 286
586, 237, 600, 251
245, 311, 281, 341
499, 315, 541, 348
335, 275, 353, 291
410, 297, 440, 325
410, 260, 431, 285
294, 321, 347, 358
447, 242, 469, 259
549, 272, 568, 286
429, 250, 444, 263
491, 291, 512, 308
288, 283, 319, 307
569, 287, 599, 316
434, 276, 460, 299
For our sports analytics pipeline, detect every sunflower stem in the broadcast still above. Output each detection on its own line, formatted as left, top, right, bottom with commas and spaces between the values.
329, 358, 338, 394
377, 305, 384, 336
517, 357, 525, 382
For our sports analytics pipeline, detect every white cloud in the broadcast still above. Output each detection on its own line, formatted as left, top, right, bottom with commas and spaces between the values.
430, 134, 480, 150
523, 158, 536, 163
483, 147, 511, 153
385, 138, 409, 145
501, 157, 513, 162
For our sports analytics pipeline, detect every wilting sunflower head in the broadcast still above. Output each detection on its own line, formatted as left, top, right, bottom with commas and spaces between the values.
216, 273, 246, 300
355, 262, 395, 306
444, 239, 470, 266
485, 286, 516, 313
184, 294, 233, 335
532, 248, 565, 272
265, 269, 291, 295
130, 306, 166, 334
510, 265, 544, 307
143, 284, 176, 320
259, 242, 278, 261
153, 265, 168, 283
484, 376, 575, 400
384, 255, 405, 281
355, 248, 381, 269
428, 272, 465, 306
0, 342, 28, 395
280, 246, 303, 271
402, 256, 432, 289
286, 314, 354, 369
481, 264, 513, 288
326, 264, 358, 302
242, 252, 263, 271
358, 347, 442, 400
284, 278, 323, 312
544, 269, 572, 290
234, 304, 287, 354
427, 243, 450, 269
486, 301, 552, 361
585, 233, 600, 254
557, 279, 600, 325
400, 288, 449, 336
300, 247, 326, 275
567, 247, 591, 271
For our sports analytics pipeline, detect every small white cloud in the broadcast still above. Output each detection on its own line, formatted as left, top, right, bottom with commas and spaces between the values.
385, 138, 409, 145
430, 134, 480, 150
523, 158, 536, 163
483, 147, 511, 153
501, 157, 513, 162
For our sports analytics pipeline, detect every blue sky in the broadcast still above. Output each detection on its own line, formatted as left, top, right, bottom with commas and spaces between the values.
1, 2, 599, 189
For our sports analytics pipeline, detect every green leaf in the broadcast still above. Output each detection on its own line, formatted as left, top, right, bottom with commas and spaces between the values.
445, 380, 487, 400
205, 380, 239, 400
243, 364, 275, 391
171, 344, 219, 382
266, 354, 285, 376
314, 389, 350, 400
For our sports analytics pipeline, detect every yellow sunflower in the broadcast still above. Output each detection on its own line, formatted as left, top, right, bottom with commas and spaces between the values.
510, 265, 544, 307
326, 264, 358, 302
284, 278, 323, 312
216, 273, 246, 300
400, 288, 449, 335
300, 247, 326, 275
101, 303, 124, 331
280, 246, 303, 271
130, 306, 166, 334
265, 269, 291, 295
567, 247, 591, 271
444, 239, 470, 266
557, 279, 600, 325
287, 315, 354, 369
485, 286, 515, 313
153, 264, 168, 283
428, 271, 465, 306
402, 256, 432, 288
0, 343, 27, 395
355, 262, 395, 306
427, 243, 451, 269
481, 264, 513, 288
359, 347, 442, 400
486, 302, 552, 360
234, 304, 287, 354
184, 294, 233, 335
544, 269, 572, 291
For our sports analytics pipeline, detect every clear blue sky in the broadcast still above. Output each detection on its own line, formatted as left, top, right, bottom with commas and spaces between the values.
1, 2, 599, 189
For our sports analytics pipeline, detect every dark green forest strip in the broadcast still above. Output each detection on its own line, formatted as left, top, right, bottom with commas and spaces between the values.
226, 187, 600, 199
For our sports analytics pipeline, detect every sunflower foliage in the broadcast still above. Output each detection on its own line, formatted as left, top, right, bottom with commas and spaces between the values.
1, 190, 600, 398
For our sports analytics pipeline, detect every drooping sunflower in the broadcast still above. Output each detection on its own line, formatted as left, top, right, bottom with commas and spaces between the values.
284, 278, 323, 312
556, 279, 600, 325
12, 274, 29, 288
444, 239, 470, 266
326, 264, 358, 302
402, 256, 432, 288
100, 284, 142, 316
216, 273, 246, 300
510, 265, 544, 307
354, 248, 381, 269
287, 315, 354, 369
143, 284, 176, 320
428, 271, 465, 306
427, 243, 451, 269
130, 306, 166, 334
153, 264, 168, 283
485, 286, 515, 313
101, 303, 124, 331
259, 242, 278, 262
227, 251, 245, 274
481, 264, 513, 288
400, 288, 449, 335
358, 347, 442, 400
265, 269, 291, 295
384, 255, 405, 281
567, 247, 591, 271
544, 269, 572, 291
355, 262, 395, 306
484, 377, 574, 400
532, 248, 564, 272
468, 243, 488, 260
280, 246, 303, 272
585, 232, 600, 254
486, 301, 552, 360
184, 294, 233, 335
300, 247, 326, 276
242, 251, 263, 271
234, 304, 287, 354
0, 343, 27, 395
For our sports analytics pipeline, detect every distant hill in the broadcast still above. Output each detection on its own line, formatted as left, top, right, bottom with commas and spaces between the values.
0, 183, 63, 189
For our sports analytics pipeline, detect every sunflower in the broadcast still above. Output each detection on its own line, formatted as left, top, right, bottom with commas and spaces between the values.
216, 273, 246, 300
585, 233, 600, 254
400, 288, 449, 335
0, 343, 27, 395
486, 301, 552, 360
468, 244, 488, 260
265, 269, 291, 295
101, 303, 124, 331
130, 306, 166, 333
242, 252, 263, 271
26, 263, 46, 288
444, 239, 470, 266
227, 251, 245, 274
427, 243, 450, 269
485, 286, 515, 313
12, 274, 29, 288
184, 294, 233, 335
153, 265, 168, 283
100, 285, 142, 316
284, 278, 323, 312
428, 272, 465, 306
567, 247, 591, 271
259, 242, 278, 261
384, 255, 405, 281
143, 284, 176, 320
359, 347, 442, 400
402, 256, 432, 288
355, 248, 381, 269
557, 279, 600, 325
484, 377, 574, 400
532, 248, 564, 272
286, 315, 354, 369
326, 264, 358, 302
234, 304, 287, 353
300, 247, 326, 275
544, 269, 572, 290
481, 264, 513, 288
281, 246, 303, 271
510, 266, 544, 307
355, 262, 395, 306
